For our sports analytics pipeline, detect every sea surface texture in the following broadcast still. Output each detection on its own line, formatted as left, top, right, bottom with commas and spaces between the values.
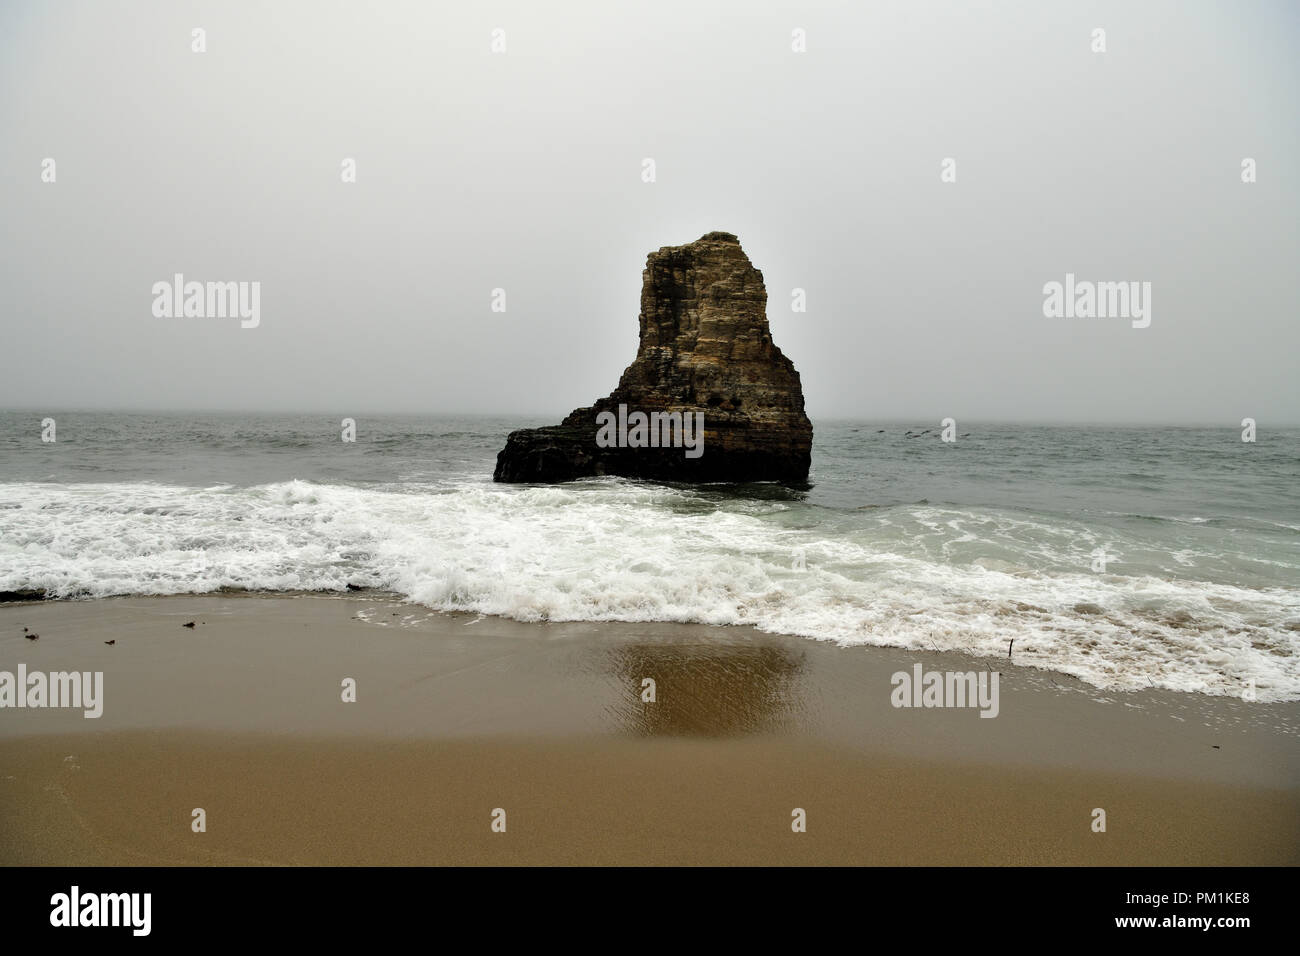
1, 412, 1296, 701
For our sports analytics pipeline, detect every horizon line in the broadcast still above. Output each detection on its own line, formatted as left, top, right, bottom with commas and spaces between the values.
0, 406, 1295, 429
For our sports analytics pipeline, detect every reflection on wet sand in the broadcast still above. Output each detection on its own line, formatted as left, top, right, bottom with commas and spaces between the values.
607, 641, 807, 737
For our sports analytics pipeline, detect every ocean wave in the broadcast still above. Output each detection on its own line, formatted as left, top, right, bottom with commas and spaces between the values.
0, 479, 1297, 701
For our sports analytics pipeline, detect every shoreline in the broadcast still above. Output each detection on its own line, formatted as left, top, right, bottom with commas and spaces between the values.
2, 592, 1297, 865
4, 584, 1296, 708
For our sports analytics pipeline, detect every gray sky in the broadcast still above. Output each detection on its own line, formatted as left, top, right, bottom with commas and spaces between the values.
1, 0, 1296, 423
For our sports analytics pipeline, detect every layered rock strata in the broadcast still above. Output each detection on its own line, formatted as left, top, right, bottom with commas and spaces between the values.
493, 232, 813, 484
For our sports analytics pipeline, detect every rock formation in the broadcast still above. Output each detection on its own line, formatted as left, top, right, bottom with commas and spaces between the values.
493, 232, 813, 484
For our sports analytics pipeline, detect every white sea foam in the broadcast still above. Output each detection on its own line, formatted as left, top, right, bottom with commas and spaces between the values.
1, 479, 1297, 701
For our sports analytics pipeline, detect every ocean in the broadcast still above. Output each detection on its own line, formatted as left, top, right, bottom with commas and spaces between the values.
1, 411, 1297, 701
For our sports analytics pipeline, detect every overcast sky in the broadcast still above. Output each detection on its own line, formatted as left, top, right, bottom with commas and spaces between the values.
1, 0, 1296, 424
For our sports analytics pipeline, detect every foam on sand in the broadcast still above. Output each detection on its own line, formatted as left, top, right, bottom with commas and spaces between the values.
1, 478, 1297, 700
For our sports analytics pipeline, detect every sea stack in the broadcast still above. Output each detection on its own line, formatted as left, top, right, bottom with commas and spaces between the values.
493, 231, 813, 484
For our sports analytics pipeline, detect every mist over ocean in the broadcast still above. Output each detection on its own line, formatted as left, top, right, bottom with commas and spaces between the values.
2, 410, 1296, 701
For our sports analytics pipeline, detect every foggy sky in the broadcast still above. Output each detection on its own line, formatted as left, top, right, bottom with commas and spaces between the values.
1, 0, 1297, 424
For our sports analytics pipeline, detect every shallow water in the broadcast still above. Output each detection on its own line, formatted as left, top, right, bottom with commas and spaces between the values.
1, 411, 1296, 700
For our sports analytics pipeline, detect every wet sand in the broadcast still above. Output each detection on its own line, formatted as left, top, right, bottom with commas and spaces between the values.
2, 593, 1297, 865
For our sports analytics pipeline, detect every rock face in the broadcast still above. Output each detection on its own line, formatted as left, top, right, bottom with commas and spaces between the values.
493, 232, 813, 484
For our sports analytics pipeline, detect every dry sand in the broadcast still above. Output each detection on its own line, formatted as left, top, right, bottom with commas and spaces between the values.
2, 593, 1297, 865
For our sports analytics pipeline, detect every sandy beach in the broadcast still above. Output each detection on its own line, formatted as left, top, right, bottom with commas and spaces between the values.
0, 592, 1295, 866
